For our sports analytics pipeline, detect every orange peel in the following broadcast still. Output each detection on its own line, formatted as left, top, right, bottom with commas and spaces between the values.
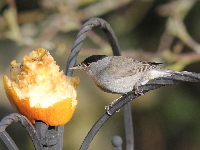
3, 48, 80, 126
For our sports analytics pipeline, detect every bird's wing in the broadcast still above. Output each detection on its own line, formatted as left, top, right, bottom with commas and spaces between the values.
105, 56, 162, 78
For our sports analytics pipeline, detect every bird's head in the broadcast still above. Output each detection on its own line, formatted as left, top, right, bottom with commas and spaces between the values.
70, 55, 108, 70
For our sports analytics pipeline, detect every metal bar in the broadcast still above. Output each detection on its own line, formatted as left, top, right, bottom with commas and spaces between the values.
0, 131, 19, 150
79, 113, 111, 150
0, 113, 43, 150
123, 103, 134, 150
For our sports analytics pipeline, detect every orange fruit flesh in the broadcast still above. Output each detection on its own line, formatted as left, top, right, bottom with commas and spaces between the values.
3, 48, 79, 126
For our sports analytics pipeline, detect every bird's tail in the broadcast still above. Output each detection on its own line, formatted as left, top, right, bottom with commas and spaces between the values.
162, 69, 200, 83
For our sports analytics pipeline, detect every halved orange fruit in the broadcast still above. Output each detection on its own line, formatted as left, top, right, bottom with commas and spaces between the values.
3, 48, 79, 126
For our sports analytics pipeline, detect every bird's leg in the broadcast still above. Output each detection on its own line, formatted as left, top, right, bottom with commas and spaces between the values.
105, 83, 144, 115
105, 96, 123, 115
134, 82, 144, 96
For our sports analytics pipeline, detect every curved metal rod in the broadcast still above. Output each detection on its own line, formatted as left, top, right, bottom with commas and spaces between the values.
123, 102, 134, 150
79, 73, 200, 150
65, 17, 121, 76
0, 113, 43, 150
79, 81, 168, 150
0, 131, 19, 150
65, 18, 134, 150
58, 18, 122, 150
79, 83, 168, 150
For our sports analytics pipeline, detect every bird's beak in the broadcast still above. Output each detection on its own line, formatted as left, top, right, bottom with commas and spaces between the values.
69, 65, 84, 70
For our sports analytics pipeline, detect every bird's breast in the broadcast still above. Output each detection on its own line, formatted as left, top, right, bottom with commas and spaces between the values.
88, 70, 140, 94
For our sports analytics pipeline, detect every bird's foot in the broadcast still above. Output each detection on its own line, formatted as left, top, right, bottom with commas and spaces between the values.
105, 96, 122, 115
105, 105, 113, 116
134, 84, 144, 96
134, 89, 144, 96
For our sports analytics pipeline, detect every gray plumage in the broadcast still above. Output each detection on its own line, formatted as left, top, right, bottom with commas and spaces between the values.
71, 55, 185, 94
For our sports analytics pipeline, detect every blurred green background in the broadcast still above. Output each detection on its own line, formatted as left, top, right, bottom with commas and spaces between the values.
1, 0, 200, 149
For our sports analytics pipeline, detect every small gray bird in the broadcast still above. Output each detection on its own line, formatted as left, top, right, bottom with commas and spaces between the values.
70, 55, 185, 95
